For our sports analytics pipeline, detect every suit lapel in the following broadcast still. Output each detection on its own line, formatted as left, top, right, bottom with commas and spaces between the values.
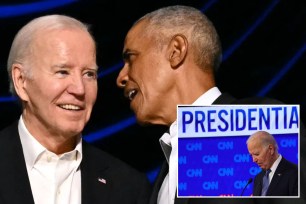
149, 161, 168, 204
254, 171, 264, 196
213, 93, 236, 105
81, 142, 111, 204
0, 121, 34, 204
266, 157, 287, 195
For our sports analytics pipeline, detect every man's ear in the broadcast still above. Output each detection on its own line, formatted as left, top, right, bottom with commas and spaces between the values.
167, 34, 188, 68
11, 63, 29, 101
268, 144, 275, 155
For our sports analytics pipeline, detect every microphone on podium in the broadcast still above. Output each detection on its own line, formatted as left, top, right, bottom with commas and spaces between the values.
240, 178, 253, 196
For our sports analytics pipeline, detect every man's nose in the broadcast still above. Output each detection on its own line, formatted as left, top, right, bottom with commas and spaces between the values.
116, 65, 128, 88
68, 74, 85, 95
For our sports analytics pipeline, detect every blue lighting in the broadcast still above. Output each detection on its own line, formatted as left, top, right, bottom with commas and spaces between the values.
83, 116, 136, 143
257, 43, 306, 96
146, 166, 161, 183
200, 0, 218, 12
0, 0, 78, 18
0, 96, 17, 103
98, 62, 124, 78
222, 0, 280, 61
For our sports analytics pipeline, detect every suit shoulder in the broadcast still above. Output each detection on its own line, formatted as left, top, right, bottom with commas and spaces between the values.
0, 121, 17, 134
0, 121, 19, 145
282, 157, 298, 170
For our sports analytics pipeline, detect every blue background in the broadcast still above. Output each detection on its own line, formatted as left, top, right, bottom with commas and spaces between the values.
178, 133, 298, 196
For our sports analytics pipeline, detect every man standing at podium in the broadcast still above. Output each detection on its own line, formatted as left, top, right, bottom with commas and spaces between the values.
247, 130, 298, 196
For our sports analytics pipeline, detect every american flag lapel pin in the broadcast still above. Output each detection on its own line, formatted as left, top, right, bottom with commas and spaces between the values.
98, 177, 107, 184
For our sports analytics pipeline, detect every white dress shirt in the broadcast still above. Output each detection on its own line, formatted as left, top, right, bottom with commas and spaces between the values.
269, 154, 282, 183
18, 116, 82, 204
158, 87, 222, 204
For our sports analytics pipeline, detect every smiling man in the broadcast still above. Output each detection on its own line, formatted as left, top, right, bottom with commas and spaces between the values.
247, 131, 298, 196
0, 14, 150, 204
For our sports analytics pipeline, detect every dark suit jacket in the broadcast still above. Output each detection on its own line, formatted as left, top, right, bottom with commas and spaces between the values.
149, 93, 306, 204
253, 157, 298, 196
0, 121, 151, 204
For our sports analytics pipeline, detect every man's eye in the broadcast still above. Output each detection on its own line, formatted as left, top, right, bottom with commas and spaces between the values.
123, 52, 131, 60
56, 70, 69, 76
84, 71, 97, 79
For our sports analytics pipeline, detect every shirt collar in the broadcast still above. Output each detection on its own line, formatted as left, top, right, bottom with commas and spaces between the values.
159, 87, 221, 147
192, 87, 221, 105
18, 115, 83, 169
270, 154, 282, 173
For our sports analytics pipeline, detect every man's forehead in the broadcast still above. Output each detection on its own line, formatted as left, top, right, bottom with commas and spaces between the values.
124, 30, 147, 51
249, 139, 261, 148
127, 20, 148, 39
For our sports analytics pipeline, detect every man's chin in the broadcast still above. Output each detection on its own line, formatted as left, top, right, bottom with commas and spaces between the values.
59, 123, 84, 136
136, 117, 152, 127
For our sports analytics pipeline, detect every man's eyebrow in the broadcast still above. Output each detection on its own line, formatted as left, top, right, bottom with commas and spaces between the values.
122, 49, 139, 60
51, 64, 99, 70
51, 64, 72, 69
87, 63, 99, 70
92, 66, 99, 71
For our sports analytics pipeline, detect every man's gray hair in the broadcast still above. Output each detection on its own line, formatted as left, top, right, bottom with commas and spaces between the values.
247, 130, 279, 152
135, 5, 222, 72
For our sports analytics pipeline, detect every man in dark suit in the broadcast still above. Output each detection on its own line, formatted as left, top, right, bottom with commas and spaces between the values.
247, 130, 298, 196
0, 14, 151, 204
116, 5, 305, 204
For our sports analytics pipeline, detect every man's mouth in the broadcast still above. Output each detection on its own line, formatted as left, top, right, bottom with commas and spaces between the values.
128, 89, 137, 101
58, 104, 82, 111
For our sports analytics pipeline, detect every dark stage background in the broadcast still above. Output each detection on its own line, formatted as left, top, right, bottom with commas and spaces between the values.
0, 0, 305, 182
